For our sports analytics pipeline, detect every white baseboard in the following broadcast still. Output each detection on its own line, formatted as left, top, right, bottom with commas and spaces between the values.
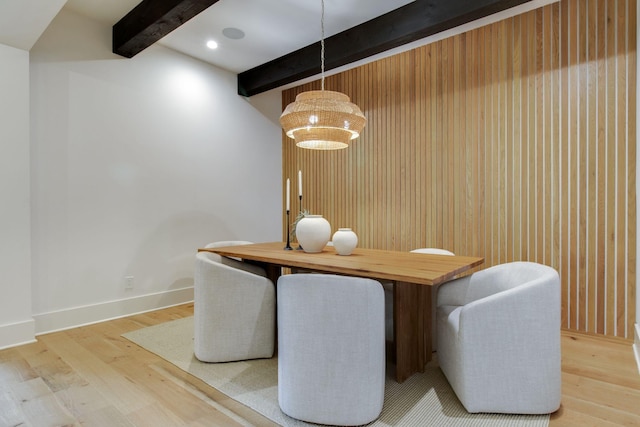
33, 287, 194, 336
0, 318, 37, 350
634, 323, 640, 374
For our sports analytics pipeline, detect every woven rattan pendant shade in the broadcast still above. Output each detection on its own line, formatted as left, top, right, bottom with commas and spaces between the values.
280, 90, 366, 150
279, 0, 366, 150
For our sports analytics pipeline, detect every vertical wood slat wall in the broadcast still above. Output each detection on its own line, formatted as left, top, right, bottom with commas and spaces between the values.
282, 0, 637, 339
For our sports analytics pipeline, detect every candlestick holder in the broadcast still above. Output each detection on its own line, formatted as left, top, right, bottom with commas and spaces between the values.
284, 210, 293, 250
296, 195, 304, 250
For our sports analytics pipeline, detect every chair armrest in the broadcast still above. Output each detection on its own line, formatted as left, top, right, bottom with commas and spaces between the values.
437, 274, 473, 307
195, 252, 272, 291
198, 251, 267, 277
220, 255, 267, 277
437, 266, 503, 307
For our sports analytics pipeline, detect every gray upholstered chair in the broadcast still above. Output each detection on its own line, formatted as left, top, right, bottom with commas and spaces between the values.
277, 274, 385, 426
436, 261, 561, 414
194, 241, 275, 362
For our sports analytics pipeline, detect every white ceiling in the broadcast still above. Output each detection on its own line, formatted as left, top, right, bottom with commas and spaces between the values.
0, 0, 557, 78
0, 0, 67, 51
155, 0, 415, 73
0, 0, 413, 73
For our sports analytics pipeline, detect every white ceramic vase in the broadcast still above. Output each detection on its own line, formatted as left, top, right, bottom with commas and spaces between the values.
296, 215, 331, 253
332, 228, 358, 255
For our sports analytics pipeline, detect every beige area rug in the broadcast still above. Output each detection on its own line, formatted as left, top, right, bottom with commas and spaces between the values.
123, 317, 549, 427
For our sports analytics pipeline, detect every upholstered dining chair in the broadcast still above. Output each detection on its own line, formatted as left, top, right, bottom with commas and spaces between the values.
277, 274, 386, 426
436, 261, 561, 414
194, 241, 275, 363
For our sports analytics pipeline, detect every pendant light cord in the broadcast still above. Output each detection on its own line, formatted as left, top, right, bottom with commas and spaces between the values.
320, 0, 325, 91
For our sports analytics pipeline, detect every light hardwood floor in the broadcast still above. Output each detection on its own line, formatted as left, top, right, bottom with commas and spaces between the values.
1, 303, 638, 426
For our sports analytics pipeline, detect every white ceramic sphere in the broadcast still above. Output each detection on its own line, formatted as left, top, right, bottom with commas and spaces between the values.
296, 215, 331, 253
332, 228, 358, 255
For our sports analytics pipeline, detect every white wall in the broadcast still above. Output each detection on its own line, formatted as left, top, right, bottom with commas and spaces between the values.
26, 9, 282, 334
0, 43, 34, 349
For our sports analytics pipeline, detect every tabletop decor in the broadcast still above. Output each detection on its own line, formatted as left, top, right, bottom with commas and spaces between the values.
295, 214, 331, 253
284, 178, 293, 250
332, 228, 358, 255
296, 170, 304, 250
285, 171, 305, 250
290, 208, 309, 240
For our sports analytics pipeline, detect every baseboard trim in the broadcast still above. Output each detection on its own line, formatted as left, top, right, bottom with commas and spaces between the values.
34, 287, 194, 336
0, 318, 37, 350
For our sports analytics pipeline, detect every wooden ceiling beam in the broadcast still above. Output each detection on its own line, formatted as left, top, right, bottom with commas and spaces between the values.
113, 0, 534, 96
113, 0, 220, 58
237, 0, 532, 97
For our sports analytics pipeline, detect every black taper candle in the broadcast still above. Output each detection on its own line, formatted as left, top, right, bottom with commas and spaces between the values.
284, 209, 293, 250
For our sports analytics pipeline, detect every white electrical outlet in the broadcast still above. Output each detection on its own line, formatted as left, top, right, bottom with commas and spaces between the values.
124, 275, 134, 290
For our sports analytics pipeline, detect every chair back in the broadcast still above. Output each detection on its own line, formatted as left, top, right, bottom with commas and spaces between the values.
410, 247, 455, 256
277, 273, 386, 425
465, 261, 558, 304
202, 240, 253, 262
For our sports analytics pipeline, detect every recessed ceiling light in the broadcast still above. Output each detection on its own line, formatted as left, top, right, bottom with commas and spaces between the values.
206, 40, 218, 49
222, 27, 245, 40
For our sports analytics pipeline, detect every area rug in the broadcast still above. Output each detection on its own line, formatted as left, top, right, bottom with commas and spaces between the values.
123, 317, 549, 427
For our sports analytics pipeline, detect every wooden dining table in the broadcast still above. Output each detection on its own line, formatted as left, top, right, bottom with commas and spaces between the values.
199, 241, 484, 383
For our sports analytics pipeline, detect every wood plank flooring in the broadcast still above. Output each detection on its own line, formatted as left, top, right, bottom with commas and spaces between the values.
1, 303, 638, 426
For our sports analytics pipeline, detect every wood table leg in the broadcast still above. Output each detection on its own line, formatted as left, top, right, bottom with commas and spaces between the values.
264, 263, 282, 285
243, 260, 282, 285
421, 285, 432, 366
393, 281, 433, 383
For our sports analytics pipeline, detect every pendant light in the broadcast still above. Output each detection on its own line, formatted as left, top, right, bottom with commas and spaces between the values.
279, 0, 366, 150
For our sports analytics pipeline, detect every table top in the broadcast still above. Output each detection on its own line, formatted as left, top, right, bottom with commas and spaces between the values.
199, 242, 484, 286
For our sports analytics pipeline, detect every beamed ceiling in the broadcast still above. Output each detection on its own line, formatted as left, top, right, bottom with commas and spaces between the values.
113, 0, 533, 97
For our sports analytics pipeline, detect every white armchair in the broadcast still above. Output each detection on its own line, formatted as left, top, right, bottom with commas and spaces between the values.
436, 261, 561, 414
194, 241, 275, 362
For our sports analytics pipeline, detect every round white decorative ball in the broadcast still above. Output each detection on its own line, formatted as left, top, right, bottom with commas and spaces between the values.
332, 228, 358, 256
